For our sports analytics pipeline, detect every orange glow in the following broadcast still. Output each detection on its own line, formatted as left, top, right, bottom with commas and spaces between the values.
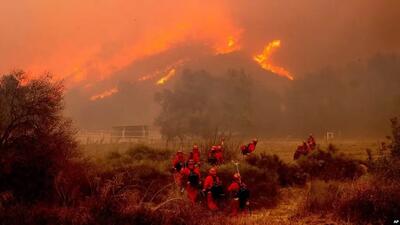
137, 74, 157, 82
254, 40, 294, 80
227, 37, 235, 48
90, 87, 119, 101
215, 35, 241, 54
0, 1, 241, 88
156, 68, 177, 85
137, 59, 186, 83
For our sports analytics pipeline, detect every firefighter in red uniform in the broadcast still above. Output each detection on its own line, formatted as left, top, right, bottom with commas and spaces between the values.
191, 145, 201, 166
181, 159, 201, 203
172, 150, 186, 188
202, 167, 223, 210
215, 145, 224, 165
293, 144, 304, 160
208, 146, 218, 165
241, 138, 258, 155
294, 141, 311, 160
307, 134, 316, 150
303, 141, 311, 153
228, 173, 250, 216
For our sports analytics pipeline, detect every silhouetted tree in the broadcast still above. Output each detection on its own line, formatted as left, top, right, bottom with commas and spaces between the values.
0, 71, 77, 202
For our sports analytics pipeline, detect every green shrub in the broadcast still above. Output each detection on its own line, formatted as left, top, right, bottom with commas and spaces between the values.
297, 147, 364, 181
246, 153, 307, 187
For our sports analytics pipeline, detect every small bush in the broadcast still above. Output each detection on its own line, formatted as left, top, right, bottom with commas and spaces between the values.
370, 156, 400, 182
246, 153, 307, 187
338, 180, 400, 224
297, 147, 364, 181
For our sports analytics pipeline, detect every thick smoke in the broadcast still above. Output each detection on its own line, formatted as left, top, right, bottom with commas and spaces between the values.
68, 52, 400, 138
1, 0, 399, 81
154, 54, 400, 138
1, 1, 400, 136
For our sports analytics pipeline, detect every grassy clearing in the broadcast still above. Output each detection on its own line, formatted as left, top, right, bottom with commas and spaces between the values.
81, 138, 380, 163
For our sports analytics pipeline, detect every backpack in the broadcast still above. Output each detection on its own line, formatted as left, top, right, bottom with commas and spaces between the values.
188, 170, 199, 187
241, 144, 250, 155
208, 152, 217, 165
210, 177, 224, 199
237, 183, 250, 209
174, 162, 183, 172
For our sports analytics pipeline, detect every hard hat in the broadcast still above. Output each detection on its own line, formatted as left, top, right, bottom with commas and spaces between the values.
209, 167, 217, 175
233, 173, 241, 180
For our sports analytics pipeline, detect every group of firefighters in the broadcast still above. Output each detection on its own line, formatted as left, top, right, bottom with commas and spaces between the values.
171, 139, 258, 215
171, 136, 316, 215
293, 134, 317, 160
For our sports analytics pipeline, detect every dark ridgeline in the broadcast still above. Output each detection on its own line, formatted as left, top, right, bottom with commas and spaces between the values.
155, 54, 400, 139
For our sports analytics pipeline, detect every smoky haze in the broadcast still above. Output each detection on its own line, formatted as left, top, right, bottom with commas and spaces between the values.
1, 1, 400, 137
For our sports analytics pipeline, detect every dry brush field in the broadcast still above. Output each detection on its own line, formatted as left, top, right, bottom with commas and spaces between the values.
76, 138, 391, 225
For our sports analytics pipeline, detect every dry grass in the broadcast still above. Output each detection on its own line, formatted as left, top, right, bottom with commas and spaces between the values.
1, 138, 389, 225
256, 139, 381, 163
75, 139, 377, 224
81, 138, 381, 164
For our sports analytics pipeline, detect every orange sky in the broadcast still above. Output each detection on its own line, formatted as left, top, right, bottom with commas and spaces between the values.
1, 0, 399, 87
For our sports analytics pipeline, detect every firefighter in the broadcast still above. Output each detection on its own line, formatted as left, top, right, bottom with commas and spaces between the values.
181, 159, 201, 203
241, 138, 258, 155
228, 173, 250, 216
303, 141, 311, 153
203, 167, 223, 210
293, 141, 310, 160
215, 145, 224, 165
293, 144, 304, 160
172, 150, 186, 188
307, 134, 316, 150
191, 145, 201, 166
208, 146, 218, 165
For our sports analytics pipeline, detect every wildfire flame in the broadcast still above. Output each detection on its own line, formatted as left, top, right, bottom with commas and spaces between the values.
253, 40, 294, 80
215, 36, 240, 55
156, 68, 177, 85
137, 59, 185, 85
90, 87, 119, 101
